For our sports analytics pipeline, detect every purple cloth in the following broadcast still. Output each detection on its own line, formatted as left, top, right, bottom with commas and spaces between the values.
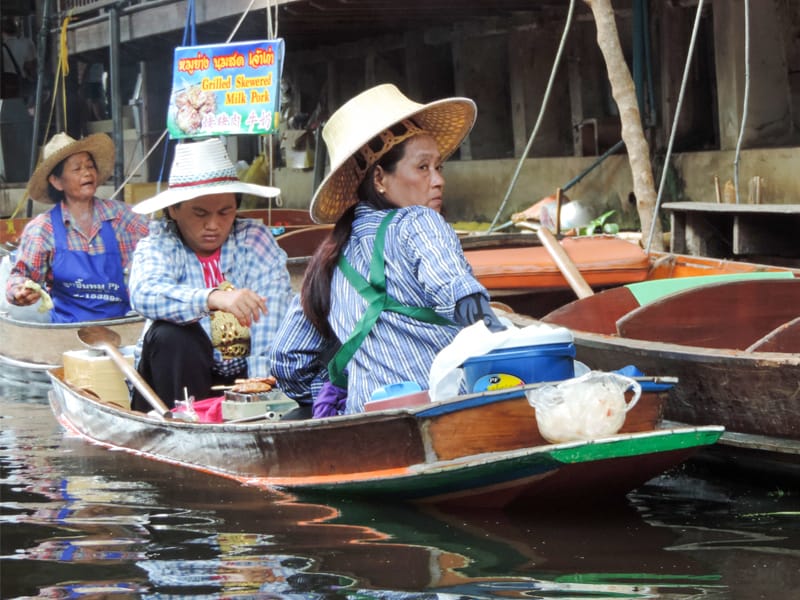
313, 381, 348, 418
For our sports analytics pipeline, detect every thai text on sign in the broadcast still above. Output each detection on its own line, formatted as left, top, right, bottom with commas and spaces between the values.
167, 39, 285, 139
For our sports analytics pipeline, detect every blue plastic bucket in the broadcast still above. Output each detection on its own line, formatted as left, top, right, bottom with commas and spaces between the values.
462, 342, 576, 393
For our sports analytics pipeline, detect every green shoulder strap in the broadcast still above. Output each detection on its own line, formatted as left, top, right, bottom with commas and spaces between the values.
328, 210, 453, 387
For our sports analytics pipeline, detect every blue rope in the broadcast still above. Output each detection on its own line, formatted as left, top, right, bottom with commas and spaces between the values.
182, 0, 197, 46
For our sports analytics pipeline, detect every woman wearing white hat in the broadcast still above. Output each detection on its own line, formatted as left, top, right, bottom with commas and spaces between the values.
270, 84, 505, 417
128, 137, 293, 410
5, 132, 149, 322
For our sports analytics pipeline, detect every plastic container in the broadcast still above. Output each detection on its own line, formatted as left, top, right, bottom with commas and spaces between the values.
462, 341, 576, 393
365, 381, 430, 412
370, 381, 422, 401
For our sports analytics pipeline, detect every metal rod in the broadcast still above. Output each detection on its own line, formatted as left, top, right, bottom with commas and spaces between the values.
109, 2, 123, 190
488, 0, 576, 232
733, 0, 751, 205
646, 0, 705, 252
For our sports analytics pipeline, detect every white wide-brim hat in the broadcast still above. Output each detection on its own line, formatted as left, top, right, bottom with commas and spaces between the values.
134, 137, 280, 214
310, 83, 477, 224
28, 132, 115, 203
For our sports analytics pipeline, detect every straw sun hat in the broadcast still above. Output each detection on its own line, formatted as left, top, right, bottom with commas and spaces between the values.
28, 132, 115, 203
133, 137, 280, 215
310, 83, 477, 224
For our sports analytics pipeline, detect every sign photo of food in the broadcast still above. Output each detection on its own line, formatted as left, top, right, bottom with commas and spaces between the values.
168, 39, 285, 139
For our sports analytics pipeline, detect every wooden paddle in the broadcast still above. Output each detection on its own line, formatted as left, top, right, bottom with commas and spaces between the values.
77, 325, 174, 420
515, 221, 595, 299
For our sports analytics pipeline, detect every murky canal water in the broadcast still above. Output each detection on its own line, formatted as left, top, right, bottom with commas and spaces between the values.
1, 371, 798, 599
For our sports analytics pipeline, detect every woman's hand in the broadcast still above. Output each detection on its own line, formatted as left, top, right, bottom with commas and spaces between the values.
10, 281, 44, 307
208, 287, 267, 327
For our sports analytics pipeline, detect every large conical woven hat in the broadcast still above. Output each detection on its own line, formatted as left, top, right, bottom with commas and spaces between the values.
28, 132, 115, 203
133, 137, 280, 214
310, 84, 476, 224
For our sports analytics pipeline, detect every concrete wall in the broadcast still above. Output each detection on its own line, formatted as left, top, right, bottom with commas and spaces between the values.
267, 146, 800, 232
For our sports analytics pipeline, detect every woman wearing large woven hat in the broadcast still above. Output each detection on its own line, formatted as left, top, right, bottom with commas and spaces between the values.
128, 137, 293, 411
270, 84, 505, 417
5, 132, 149, 323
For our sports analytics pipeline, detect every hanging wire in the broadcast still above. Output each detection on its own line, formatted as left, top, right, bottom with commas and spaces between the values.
733, 0, 750, 204
645, 0, 705, 252
263, 0, 280, 210
227, 0, 258, 43
266, 0, 278, 189
487, 0, 576, 232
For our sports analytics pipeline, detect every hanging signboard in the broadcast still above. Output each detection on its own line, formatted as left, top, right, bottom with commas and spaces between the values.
167, 39, 284, 139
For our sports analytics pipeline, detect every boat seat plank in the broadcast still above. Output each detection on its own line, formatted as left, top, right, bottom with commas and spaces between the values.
466, 236, 650, 291
542, 286, 639, 334
746, 316, 800, 353
617, 279, 800, 349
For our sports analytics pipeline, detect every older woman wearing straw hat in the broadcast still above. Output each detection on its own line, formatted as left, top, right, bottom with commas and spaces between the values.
5, 132, 149, 323
127, 137, 293, 411
269, 84, 505, 417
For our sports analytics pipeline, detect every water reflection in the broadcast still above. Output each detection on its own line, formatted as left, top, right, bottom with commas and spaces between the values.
1, 370, 798, 599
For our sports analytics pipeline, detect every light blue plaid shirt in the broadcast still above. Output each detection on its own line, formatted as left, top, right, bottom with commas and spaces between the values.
129, 218, 293, 377
270, 204, 487, 413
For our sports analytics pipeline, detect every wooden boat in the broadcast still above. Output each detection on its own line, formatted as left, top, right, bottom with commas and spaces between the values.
272, 228, 651, 296
238, 207, 316, 233
463, 233, 800, 317
274, 224, 334, 290
0, 312, 144, 372
502, 273, 800, 479
47, 367, 722, 509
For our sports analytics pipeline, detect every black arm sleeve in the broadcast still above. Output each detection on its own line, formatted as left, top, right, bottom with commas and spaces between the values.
453, 292, 507, 332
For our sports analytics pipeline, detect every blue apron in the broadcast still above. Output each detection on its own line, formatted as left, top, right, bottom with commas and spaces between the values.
49, 202, 130, 323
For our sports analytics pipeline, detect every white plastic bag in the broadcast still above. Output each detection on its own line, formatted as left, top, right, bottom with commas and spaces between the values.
428, 320, 575, 402
527, 371, 641, 443
428, 321, 514, 402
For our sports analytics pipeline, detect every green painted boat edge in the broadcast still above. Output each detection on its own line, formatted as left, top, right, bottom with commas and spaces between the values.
278, 427, 724, 497
627, 271, 792, 306
549, 427, 724, 463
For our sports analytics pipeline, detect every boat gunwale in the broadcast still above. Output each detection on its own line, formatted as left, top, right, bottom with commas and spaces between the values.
0, 310, 144, 330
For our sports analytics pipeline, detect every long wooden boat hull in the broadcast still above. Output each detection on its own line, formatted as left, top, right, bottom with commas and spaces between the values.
279, 428, 722, 508
506, 275, 800, 478
0, 312, 144, 371
47, 368, 722, 509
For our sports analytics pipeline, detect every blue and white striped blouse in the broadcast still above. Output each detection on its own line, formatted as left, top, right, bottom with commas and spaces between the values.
270, 204, 487, 413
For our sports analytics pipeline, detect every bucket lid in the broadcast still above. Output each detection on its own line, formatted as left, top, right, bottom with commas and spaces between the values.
494, 324, 573, 350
